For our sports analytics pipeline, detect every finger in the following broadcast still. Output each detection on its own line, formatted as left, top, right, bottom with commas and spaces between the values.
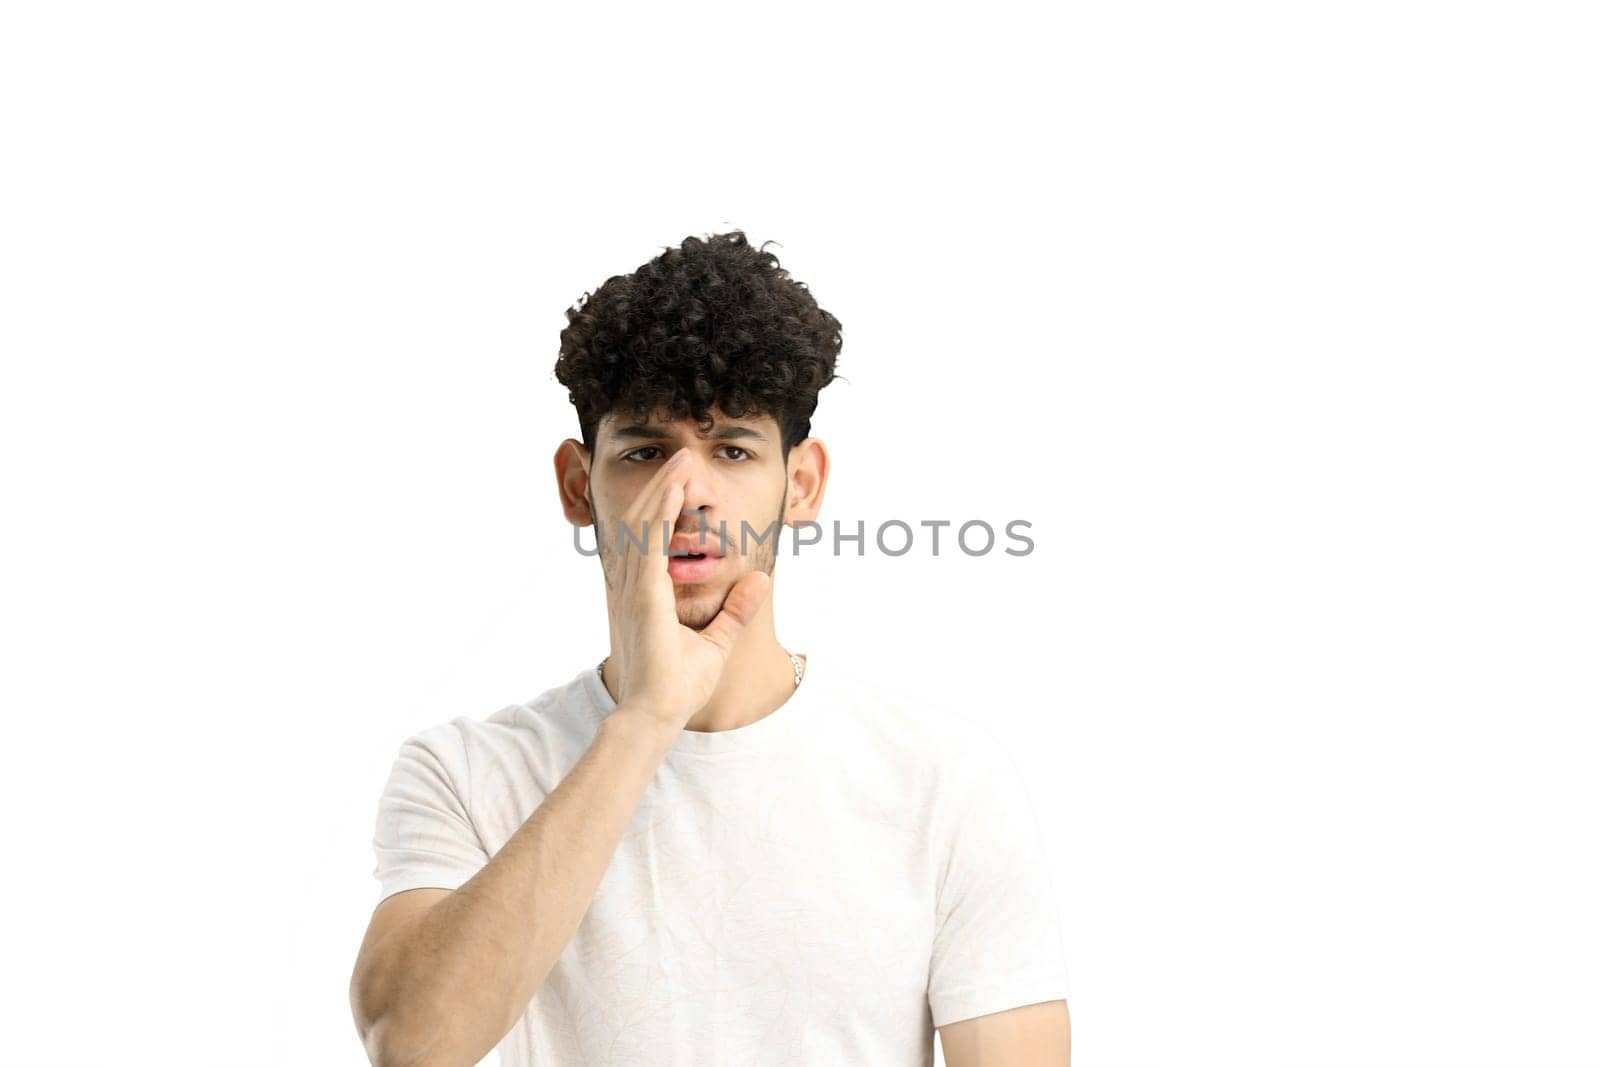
623, 457, 690, 598
617, 451, 689, 569
620, 448, 689, 529
695, 570, 773, 657
647, 475, 687, 589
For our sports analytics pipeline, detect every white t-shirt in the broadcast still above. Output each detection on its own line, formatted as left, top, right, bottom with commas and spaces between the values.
370, 652, 1070, 1066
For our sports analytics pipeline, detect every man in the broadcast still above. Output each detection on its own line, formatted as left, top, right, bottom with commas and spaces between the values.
349, 231, 1072, 1066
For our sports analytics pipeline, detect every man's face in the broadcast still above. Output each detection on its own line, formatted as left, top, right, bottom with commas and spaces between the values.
585, 407, 788, 631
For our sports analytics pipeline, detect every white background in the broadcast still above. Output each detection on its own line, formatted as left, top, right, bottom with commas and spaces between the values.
2, 2, 1595, 1065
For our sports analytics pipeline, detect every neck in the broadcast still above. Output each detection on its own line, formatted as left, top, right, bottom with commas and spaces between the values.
601, 592, 802, 734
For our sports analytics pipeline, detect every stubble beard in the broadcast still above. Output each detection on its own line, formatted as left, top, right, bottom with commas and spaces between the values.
593, 490, 786, 633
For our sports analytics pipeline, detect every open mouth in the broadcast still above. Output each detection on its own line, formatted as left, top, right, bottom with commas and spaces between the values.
668, 534, 724, 560
666, 549, 722, 584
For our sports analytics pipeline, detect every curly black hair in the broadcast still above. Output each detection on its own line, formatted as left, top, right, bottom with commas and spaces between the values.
554, 231, 843, 461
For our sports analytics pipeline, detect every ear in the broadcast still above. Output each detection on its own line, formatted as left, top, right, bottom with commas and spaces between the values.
554, 439, 595, 525
782, 437, 829, 526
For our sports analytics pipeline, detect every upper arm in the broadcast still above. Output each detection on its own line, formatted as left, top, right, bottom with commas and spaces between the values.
370, 721, 491, 903
938, 998, 1071, 1067
926, 728, 1072, 1030
356, 719, 489, 1045
349, 887, 453, 1039
355, 721, 491, 1052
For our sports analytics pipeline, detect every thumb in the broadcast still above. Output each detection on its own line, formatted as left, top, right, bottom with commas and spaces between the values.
696, 570, 773, 657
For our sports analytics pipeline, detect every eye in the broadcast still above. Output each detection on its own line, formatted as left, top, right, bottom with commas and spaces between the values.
621, 445, 753, 463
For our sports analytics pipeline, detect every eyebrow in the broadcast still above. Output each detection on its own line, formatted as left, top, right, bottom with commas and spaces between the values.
609, 423, 770, 444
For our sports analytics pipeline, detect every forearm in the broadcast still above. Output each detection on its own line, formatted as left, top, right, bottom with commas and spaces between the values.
365, 706, 676, 1067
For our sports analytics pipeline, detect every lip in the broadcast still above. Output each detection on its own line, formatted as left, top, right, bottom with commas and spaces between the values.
666, 552, 724, 584
668, 532, 725, 558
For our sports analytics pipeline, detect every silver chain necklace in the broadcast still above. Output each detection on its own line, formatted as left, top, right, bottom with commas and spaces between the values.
597, 648, 806, 689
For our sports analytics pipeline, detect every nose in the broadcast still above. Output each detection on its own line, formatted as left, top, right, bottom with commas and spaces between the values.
667, 449, 718, 525
659, 447, 704, 502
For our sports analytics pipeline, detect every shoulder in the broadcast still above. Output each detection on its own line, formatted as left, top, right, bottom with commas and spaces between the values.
449, 668, 604, 787
820, 661, 1013, 797
463, 668, 597, 743
387, 668, 600, 778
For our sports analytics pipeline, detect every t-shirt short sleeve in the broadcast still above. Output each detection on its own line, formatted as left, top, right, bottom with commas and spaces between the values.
370, 720, 491, 904
927, 725, 1071, 1029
